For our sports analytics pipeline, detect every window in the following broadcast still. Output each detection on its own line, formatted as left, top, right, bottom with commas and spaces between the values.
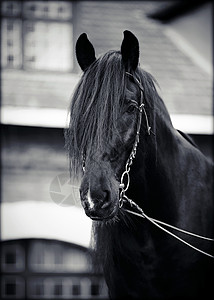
5, 282, 16, 296
1, 18, 22, 68
1, 1, 73, 72
91, 282, 100, 296
5, 252, 16, 265
28, 277, 46, 298
29, 241, 91, 272
1, 244, 25, 272
64, 248, 90, 272
53, 244, 63, 267
72, 283, 81, 296
1, 276, 25, 299
29, 241, 53, 271
29, 277, 75, 298
34, 282, 44, 297
90, 278, 109, 298
53, 282, 63, 296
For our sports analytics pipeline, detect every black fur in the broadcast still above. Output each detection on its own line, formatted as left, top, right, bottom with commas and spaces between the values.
66, 31, 214, 299
76, 33, 96, 71
121, 30, 139, 71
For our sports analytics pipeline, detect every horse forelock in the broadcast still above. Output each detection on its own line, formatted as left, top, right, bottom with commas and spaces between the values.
65, 50, 127, 177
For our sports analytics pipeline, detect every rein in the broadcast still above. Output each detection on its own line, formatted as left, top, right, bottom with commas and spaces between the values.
119, 72, 214, 259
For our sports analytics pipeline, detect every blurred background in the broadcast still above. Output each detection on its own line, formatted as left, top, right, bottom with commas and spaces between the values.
1, 1, 213, 299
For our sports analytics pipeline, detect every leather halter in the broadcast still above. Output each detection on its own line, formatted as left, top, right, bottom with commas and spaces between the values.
119, 72, 153, 208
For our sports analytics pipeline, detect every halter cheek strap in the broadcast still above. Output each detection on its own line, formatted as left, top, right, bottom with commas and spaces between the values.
126, 72, 152, 135
119, 72, 153, 207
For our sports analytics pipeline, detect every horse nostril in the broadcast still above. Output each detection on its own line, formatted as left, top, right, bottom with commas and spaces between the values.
101, 200, 111, 209
81, 190, 111, 210
100, 190, 111, 209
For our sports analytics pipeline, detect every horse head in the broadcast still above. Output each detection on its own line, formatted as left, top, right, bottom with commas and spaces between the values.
66, 31, 150, 221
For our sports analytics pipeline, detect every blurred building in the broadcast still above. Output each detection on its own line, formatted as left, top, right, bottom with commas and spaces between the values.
1, 201, 108, 299
1, 238, 107, 299
1, 0, 213, 154
1, 1, 213, 299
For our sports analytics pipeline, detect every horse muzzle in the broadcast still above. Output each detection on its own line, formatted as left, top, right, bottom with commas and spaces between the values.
80, 187, 119, 221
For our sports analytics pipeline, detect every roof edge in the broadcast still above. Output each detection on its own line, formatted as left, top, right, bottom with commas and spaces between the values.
148, 0, 210, 23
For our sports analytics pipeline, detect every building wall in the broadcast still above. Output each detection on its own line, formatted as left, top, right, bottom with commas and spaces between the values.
1, 239, 108, 299
2, 1, 212, 116
1, 125, 68, 204
2, 125, 213, 206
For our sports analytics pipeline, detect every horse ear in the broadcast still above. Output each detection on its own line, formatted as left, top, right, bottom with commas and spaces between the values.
121, 30, 139, 71
76, 33, 96, 71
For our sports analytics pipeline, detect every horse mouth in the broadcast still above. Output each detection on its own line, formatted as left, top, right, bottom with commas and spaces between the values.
88, 206, 119, 222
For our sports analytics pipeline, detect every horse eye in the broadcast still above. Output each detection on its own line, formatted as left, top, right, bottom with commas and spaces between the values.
127, 105, 136, 114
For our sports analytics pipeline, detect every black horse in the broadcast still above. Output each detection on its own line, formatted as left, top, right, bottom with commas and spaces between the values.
65, 30, 214, 299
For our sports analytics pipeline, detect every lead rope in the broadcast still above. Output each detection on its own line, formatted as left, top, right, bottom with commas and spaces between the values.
122, 197, 214, 259
119, 73, 214, 259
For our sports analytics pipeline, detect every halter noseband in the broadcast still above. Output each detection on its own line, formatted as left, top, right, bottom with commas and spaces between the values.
119, 72, 153, 208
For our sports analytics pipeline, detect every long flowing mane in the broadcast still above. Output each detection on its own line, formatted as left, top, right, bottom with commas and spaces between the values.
65, 51, 126, 176
65, 50, 160, 179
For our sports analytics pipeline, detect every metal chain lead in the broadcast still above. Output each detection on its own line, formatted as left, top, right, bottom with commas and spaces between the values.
82, 153, 86, 172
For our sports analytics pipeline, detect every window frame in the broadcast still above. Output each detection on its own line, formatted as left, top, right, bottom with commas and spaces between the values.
1, 244, 25, 273
1, 0, 74, 73
1, 276, 25, 299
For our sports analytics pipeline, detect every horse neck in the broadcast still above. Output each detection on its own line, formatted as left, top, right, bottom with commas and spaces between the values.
129, 101, 214, 231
